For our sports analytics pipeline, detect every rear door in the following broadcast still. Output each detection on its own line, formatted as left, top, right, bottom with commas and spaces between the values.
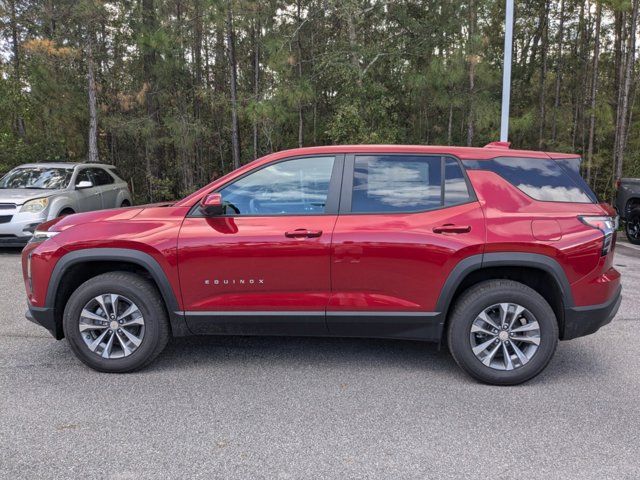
178, 155, 343, 335
74, 168, 103, 211
89, 168, 119, 208
328, 153, 486, 340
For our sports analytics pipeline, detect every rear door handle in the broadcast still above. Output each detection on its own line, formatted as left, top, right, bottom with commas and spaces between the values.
433, 224, 471, 234
285, 228, 323, 238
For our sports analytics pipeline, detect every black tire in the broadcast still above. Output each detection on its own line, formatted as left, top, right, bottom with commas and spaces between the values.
625, 207, 640, 245
63, 272, 170, 373
58, 208, 75, 217
447, 279, 558, 386
121, 200, 131, 208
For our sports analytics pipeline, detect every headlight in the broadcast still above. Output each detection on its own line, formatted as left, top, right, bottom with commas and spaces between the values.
20, 197, 49, 213
29, 230, 59, 243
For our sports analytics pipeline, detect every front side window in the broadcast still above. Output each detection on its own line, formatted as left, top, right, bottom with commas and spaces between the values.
218, 156, 335, 215
0, 167, 72, 190
463, 157, 595, 203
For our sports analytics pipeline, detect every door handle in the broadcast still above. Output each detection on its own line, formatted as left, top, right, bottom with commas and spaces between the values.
285, 228, 323, 238
433, 224, 471, 234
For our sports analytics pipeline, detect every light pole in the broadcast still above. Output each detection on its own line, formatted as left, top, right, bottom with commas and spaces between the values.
500, 0, 514, 142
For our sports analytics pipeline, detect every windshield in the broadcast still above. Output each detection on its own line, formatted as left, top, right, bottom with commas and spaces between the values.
0, 167, 73, 190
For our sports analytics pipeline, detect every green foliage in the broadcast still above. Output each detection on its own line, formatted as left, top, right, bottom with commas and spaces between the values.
0, 0, 638, 201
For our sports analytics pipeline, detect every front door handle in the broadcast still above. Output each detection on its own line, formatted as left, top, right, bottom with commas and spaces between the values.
433, 224, 471, 234
285, 228, 323, 238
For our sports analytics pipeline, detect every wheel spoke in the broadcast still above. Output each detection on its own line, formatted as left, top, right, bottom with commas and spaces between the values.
502, 342, 514, 370
120, 327, 142, 347
117, 304, 140, 321
510, 341, 529, 366
121, 317, 144, 328
88, 329, 109, 352
81, 309, 107, 322
471, 324, 496, 336
472, 337, 497, 355
115, 331, 133, 356
101, 332, 115, 358
511, 321, 539, 333
476, 311, 500, 330
499, 303, 510, 326
482, 343, 501, 366
95, 295, 111, 317
110, 294, 121, 317
79, 321, 107, 332
511, 335, 540, 345
507, 305, 525, 330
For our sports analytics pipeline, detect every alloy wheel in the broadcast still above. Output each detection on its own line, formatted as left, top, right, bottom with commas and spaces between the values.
469, 302, 541, 371
78, 293, 145, 359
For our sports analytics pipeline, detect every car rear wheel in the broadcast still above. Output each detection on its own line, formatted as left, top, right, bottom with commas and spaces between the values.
447, 279, 558, 385
63, 272, 170, 373
121, 200, 131, 208
625, 208, 640, 245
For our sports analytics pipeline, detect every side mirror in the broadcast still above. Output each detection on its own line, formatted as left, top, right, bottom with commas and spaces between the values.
200, 193, 224, 216
76, 180, 93, 189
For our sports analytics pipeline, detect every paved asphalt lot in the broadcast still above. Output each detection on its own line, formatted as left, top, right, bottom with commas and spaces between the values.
1, 244, 640, 479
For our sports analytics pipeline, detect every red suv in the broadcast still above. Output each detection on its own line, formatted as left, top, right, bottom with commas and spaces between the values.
22, 144, 621, 385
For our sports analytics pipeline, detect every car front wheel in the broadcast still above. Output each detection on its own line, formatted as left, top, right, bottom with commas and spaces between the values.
63, 272, 170, 372
447, 279, 558, 385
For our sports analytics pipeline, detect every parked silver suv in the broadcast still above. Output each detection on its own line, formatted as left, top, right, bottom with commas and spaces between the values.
0, 163, 132, 246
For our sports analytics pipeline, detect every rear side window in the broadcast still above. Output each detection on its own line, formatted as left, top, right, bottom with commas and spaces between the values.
445, 158, 472, 206
350, 155, 472, 213
90, 168, 115, 186
463, 157, 595, 203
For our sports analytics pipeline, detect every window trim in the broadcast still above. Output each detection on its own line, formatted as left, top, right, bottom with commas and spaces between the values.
339, 153, 477, 215
188, 154, 345, 218
463, 157, 597, 205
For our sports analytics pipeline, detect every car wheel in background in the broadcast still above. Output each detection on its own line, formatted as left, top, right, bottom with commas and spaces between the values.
63, 272, 170, 373
625, 208, 640, 245
121, 200, 131, 208
447, 279, 558, 386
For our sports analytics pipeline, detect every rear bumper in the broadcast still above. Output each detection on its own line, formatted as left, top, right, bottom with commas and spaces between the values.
25, 305, 63, 339
562, 285, 622, 340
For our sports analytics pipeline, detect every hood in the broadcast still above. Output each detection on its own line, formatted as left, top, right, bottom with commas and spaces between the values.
43, 206, 146, 233
0, 188, 57, 205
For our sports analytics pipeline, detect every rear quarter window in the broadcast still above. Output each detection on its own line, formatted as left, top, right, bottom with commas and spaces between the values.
463, 157, 595, 203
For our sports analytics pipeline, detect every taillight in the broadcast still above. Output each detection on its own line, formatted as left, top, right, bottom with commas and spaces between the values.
578, 215, 616, 256
615, 178, 621, 189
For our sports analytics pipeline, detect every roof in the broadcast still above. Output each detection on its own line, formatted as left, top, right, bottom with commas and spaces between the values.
13, 162, 116, 169
253, 144, 580, 161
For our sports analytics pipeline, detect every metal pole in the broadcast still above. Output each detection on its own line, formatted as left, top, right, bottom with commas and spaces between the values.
500, 0, 514, 142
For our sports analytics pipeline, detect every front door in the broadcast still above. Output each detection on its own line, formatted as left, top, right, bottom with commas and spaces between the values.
328, 154, 486, 340
178, 155, 343, 336
74, 168, 103, 211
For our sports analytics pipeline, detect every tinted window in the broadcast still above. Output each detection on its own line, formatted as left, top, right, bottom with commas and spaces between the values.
75, 169, 92, 186
218, 156, 334, 215
463, 157, 594, 203
556, 157, 599, 203
444, 158, 471, 205
90, 168, 115, 186
0, 167, 72, 190
351, 155, 442, 213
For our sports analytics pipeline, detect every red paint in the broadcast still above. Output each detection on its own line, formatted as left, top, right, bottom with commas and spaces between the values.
23, 144, 620, 323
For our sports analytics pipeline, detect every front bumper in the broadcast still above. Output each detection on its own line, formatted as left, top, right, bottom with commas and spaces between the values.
25, 305, 63, 339
0, 210, 47, 246
562, 285, 622, 340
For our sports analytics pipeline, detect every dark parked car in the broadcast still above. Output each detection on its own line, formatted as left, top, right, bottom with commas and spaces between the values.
615, 178, 640, 244
23, 143, 621, 385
